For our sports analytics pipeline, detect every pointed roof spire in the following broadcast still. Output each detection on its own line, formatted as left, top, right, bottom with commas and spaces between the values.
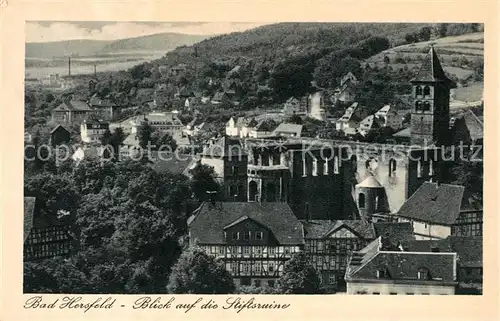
411, 46, 456, 87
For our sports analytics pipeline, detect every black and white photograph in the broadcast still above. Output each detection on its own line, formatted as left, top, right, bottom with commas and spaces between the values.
23, 21, 484, 296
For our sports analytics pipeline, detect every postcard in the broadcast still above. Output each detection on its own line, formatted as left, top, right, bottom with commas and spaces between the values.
0, 0, 498, 320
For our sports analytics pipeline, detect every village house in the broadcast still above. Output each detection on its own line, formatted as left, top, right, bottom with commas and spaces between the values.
88, 94, 119, 120
374, 105, 404, 130
24, 197, 72, 261
357, 115, 384, 136
187, 202, 304, 287
80, 119, 109, 143
131, 112, 185, 136
49, 124, 71, 147
345, 236, 458, 295
335, 102, 368, 134
184, 117, 206, 137
71, 145, 112, 163
395, 182, 482, 240
302, 220, 414, 291
225, 117, 258, 138
283, 97, 305, 116
211, 91, 230, 105
451, 109, 484, 146
273, 123, 303, 138
248, 119, 277, 138
51, 98, 96, 124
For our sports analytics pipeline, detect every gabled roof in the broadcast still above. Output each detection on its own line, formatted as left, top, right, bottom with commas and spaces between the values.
301, 220, 376, 239
411, 46, 456, 87
50, 124, 69, 134
188, 202, 304, 245
273, 123, 303, 136
24, 197, 36, 243
397, 182, 465, 225
253, 119, 277, 132
346, 237, 457, 283
53, 100, 93, 112
462, 109, 484, 142
392, 127, 411, 138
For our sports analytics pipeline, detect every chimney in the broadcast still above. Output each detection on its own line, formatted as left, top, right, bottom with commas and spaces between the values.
68, 57, 71, 76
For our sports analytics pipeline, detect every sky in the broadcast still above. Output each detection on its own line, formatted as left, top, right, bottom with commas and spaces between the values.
26, 21, 268, 43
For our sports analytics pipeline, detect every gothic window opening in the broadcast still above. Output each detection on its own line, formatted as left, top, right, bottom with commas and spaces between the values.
388, 158, 397, 177
229, 185, 238, 198
423, 101, 431, 111
302, 155, 307, 177
423, 86, 431, 97
358, 193, 366, 209
334, 156, 339, 174
417, 159, 423, 178
323, 158, 329, 175
375, 196, 379, 210
249, 181, 258, 202
429, 159, 434, 176
312, 159, 318, 176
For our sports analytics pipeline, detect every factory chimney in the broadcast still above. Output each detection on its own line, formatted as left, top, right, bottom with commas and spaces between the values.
68, 57, 71, 76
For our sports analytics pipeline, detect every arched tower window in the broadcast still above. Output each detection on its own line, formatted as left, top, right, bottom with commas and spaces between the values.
415, 86, 423, 96
324, 157, 329, 175
417, 159, 422, 178
429, 159, 434, 176
249, 181, 258, 202
388, 158, 397, 177
423, 86, 431, 97
333, 156, 339, 174
423, 101, 431, 111
415, 101, 422, 111
358, 193, 366, 209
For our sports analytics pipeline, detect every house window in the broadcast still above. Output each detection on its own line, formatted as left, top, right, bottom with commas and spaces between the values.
232, 232, 240, 240
423, 86, 431, 97
328, 274, 336, 285
255, 231, 263, 240
229, 185, 238, 197
255, 264, 262, 274
244, 231, 251, 241
417, 159, 422, 178
333, 156, 339, 174
243, 246, 250, 255
269, 247, 276, 255
358, 193, 366, 209
268, 262, 275, 272
423, 101, 431, 111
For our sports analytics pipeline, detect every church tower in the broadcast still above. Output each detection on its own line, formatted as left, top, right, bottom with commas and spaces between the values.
410, 46, 456, 146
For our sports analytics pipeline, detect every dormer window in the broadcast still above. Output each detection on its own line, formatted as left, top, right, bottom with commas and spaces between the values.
377, 267, 389, 278
417, 268, 430, 280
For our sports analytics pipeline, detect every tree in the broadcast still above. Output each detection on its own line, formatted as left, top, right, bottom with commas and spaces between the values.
152, 132, 178, 152
404, 33, 416, 44
436, 23, 449, 37
167, 247, 235, 294
137, 121, 154, 149
189, 164, 221, 202
418, 27, 432, 41
269, 54, 315, 100
276, 252, 322, 294
100, 129, 112, 146
314, 54, 362, 88
287, 114, 303, 125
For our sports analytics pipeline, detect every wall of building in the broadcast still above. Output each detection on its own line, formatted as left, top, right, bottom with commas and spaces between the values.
398, 218, 451, 240
346, 281, 455, 295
